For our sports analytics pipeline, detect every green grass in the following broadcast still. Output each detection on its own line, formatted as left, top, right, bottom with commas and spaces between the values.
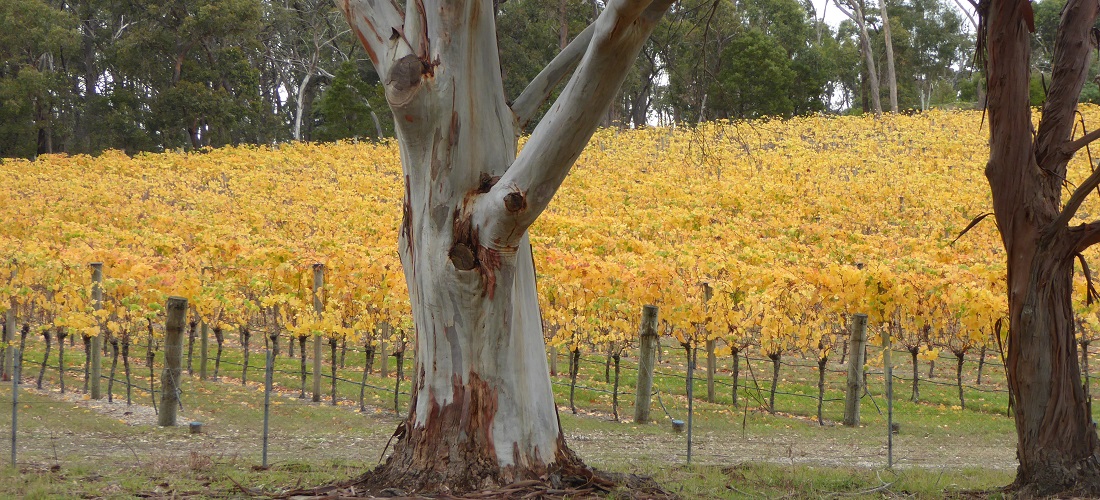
0, 335, 1029, 498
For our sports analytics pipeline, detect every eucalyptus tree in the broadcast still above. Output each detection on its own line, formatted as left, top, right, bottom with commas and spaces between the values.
0, 0, 78, 157
984, 0, 1100, 494
833, 0, 882, 116
885, 0, 969, 110
338, 0, 674, 492
107, 0, 266, 149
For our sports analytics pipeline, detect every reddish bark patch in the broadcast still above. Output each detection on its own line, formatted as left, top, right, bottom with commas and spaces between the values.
449, 111, 460, 147
477, 246, 501, 299
477, 172, 500, 193
448, 195, 503, 297
276, 376, 674, 497
503, 191, 527, 213
353, 373, 503, 493
401, 177, 414, 264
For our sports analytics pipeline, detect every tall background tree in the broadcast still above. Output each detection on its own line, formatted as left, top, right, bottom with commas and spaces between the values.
0, 0, 981, 157
0, 0, 78, 157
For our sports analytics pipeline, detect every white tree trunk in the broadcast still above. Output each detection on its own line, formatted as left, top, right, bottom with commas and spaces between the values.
835, 0, 882, 117
857, 9, 882, 117
880, 0, 898, 113
370, 110, 383, 139
338, 0, 673, 491
294, 71, 312, 141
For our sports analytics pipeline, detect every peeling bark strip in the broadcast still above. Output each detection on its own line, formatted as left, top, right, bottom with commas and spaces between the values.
983, 0, 1100, 494
338, 0, 674, 493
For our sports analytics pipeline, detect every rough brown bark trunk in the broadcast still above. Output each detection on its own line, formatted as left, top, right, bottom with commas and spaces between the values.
985, 0, 1100, 493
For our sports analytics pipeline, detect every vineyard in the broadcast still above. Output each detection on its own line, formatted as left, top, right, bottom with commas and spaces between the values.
6, 107, 1100, 408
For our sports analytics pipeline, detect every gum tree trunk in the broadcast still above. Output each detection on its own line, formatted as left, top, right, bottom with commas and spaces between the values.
339, 0, 673, 492
835, 0, 882, 117
879, 0, 898, 112
984, 0, 1100, 493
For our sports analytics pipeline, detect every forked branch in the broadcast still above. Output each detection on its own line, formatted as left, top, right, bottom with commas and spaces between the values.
511, 24, 595, 130
1072, 220, 1100, 253
1034, 0, 1100, 168
1050, 164, 1100, 236
476, 0, 675, 244
1065, 128, 1100, 156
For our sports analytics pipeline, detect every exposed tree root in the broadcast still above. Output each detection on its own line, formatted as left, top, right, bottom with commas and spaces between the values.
263, 466, 677, 499
1004, 455, 1100, 499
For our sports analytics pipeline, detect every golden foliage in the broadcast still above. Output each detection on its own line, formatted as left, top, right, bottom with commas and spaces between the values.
6, 108, 1100, 355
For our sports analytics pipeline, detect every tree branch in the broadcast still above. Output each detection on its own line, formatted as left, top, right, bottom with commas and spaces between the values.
510, 24, 595, 131
950, 0, 979, 30
1051, 165, 1100, 235
1065, 127, 1100, 156
1071, 220, 1100, 253
831, 0, 858, 21
1034, 0, 1100, 169
337, 0, 406, 75
476, 0, 675, 245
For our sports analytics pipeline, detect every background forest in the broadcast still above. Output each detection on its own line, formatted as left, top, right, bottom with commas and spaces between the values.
0, 0, 1074, 158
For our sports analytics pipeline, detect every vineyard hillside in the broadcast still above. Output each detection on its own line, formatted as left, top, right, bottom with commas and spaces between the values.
6, 108, 1100, 361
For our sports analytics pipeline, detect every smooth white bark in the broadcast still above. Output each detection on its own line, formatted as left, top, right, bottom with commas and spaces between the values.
339, 0, 673, 473
294, 70, 312, 141
834, 0, 882, 117
879, 0, 898, 113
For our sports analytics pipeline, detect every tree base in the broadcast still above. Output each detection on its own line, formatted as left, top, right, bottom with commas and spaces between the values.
271, 460, 677, 499
1009, 455, 1100, 498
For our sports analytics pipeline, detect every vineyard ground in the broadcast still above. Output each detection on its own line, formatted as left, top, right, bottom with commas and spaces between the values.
0, 338, 1039, 498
